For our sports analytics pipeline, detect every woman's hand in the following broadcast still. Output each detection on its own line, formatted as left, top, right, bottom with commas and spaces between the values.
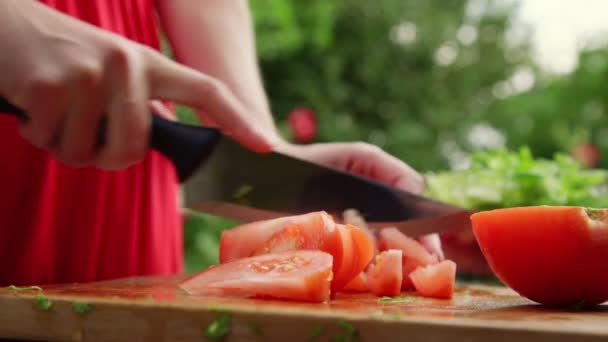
0, 0, 272, 169
279, 141, 444, 258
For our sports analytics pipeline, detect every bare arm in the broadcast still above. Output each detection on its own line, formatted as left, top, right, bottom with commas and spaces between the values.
155, 0, 280, 142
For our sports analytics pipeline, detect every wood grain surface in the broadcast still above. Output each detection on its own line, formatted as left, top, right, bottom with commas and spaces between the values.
0, 276, 606, 342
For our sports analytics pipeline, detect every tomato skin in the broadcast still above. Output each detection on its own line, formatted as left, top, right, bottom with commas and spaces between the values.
378, 227, 438, 289
180, 250, 333, 303
471, 206, 608, 306
367, 250, 403, 297
410, 260, 456, 299
219, 211, 336, 263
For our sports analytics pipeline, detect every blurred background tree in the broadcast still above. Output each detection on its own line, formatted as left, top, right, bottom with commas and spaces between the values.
179, 0, 608, 272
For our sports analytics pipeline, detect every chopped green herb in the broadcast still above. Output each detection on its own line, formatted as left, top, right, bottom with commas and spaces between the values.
307, 324, 326, 341
5, 285, 42, 292
232, 184, 253, 204
338, 320, 355, 335
72, 302, 93, 314
204, 312, 232, 340
461, 289, 472, 297
247, 320, 263, 337
35, 293, 52, 311
378, 295, 416, 304
334, 320, 359, 342
384, 312, 405, 319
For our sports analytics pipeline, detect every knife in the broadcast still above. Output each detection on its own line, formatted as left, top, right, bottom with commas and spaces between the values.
0, 96, 471, 237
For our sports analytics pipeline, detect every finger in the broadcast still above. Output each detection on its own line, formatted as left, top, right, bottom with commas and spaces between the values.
17, 75, 69, 150
96, 50, 150, 170
54, 67, 104, 166
363, 145, 425, 194
145, 50, 272, 153
148, 100, 176, 121
418, 234, 444, 260
343, 208, 370, 231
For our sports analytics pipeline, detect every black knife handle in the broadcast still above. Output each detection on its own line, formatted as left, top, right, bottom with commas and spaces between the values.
0, 96, 221, 182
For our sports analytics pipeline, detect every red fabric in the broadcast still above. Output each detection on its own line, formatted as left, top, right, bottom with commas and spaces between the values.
0, 0, 182, 286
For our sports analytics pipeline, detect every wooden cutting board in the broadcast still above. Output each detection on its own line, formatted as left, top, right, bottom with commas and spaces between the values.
0, 276, 606, 342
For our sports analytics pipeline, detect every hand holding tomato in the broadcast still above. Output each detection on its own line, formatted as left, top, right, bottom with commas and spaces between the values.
278, 142, 444, 258
0, 0, 272, 169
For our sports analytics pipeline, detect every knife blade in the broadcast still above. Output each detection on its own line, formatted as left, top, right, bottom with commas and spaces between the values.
0, 96, 471, 236
183, 137, 472, 237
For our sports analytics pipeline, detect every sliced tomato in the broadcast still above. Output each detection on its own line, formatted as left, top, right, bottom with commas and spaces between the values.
348, 224, 376, 275
378, 227, 438, 289
180, 250, 333, 303
343, 272, 368, 293
219, 211, 336, 263
367, 249, 403, 297
330, 224, 376, 293
330, 224, 355, 293
471, 206, 608, 306
410, 260, 456, 299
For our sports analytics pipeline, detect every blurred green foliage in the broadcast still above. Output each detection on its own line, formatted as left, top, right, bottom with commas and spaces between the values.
252, 0, 534, 171
179, 0, 608, 272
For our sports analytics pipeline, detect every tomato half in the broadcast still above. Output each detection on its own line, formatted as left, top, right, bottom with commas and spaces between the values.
219, 211, 337, 263
378, 227, 438, 289
180, 250, 333, 303
367, 249, 403, 297
471, 206, 608, 306
410, 260, 456, 299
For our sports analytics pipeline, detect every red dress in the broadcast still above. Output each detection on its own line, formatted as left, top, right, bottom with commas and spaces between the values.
0, 0, 182, 286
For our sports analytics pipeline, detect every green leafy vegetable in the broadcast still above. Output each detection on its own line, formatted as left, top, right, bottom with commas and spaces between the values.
247, 320, 263, 337
5, 285, 42, 292
378, 295, 416, 304
425, 147, 608, 209
72, 302, 93, 314
307, 324, 326, 341
35, 293, 52, 311
204, 312, 232, 340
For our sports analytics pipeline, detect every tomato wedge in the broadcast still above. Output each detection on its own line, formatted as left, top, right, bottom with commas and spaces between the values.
219, 211, 337, 263
471, 206, 608, 306
410, 260, 456, 299
331, 224, 375, 293
367, 249, 403, 297
378, 227, 438, 289
180, 250, 333, 303
343, 272, 368, 293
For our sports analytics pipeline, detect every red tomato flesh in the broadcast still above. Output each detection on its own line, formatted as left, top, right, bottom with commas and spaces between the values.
180, 250, 333, 303
330, 224, 374, 293
367, 249, 403, 297
471, 206, 608, 306
343, 272, 368, 293
219, 211, 337, 263
378, 227, 438, 289
410, 260, 456, 299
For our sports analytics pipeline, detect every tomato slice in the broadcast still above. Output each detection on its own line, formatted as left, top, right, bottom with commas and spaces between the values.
367, 249, 403, 297
343, 272, 368, 293
330, 224, 355, 293
180, 250, 333, 303
219, 211, 336, 263
410, 260, 456, 299
378, 227, 438, 289
471, 206, 608, 306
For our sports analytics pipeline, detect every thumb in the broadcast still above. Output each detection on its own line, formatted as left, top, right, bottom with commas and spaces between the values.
145, 51, 273, 153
